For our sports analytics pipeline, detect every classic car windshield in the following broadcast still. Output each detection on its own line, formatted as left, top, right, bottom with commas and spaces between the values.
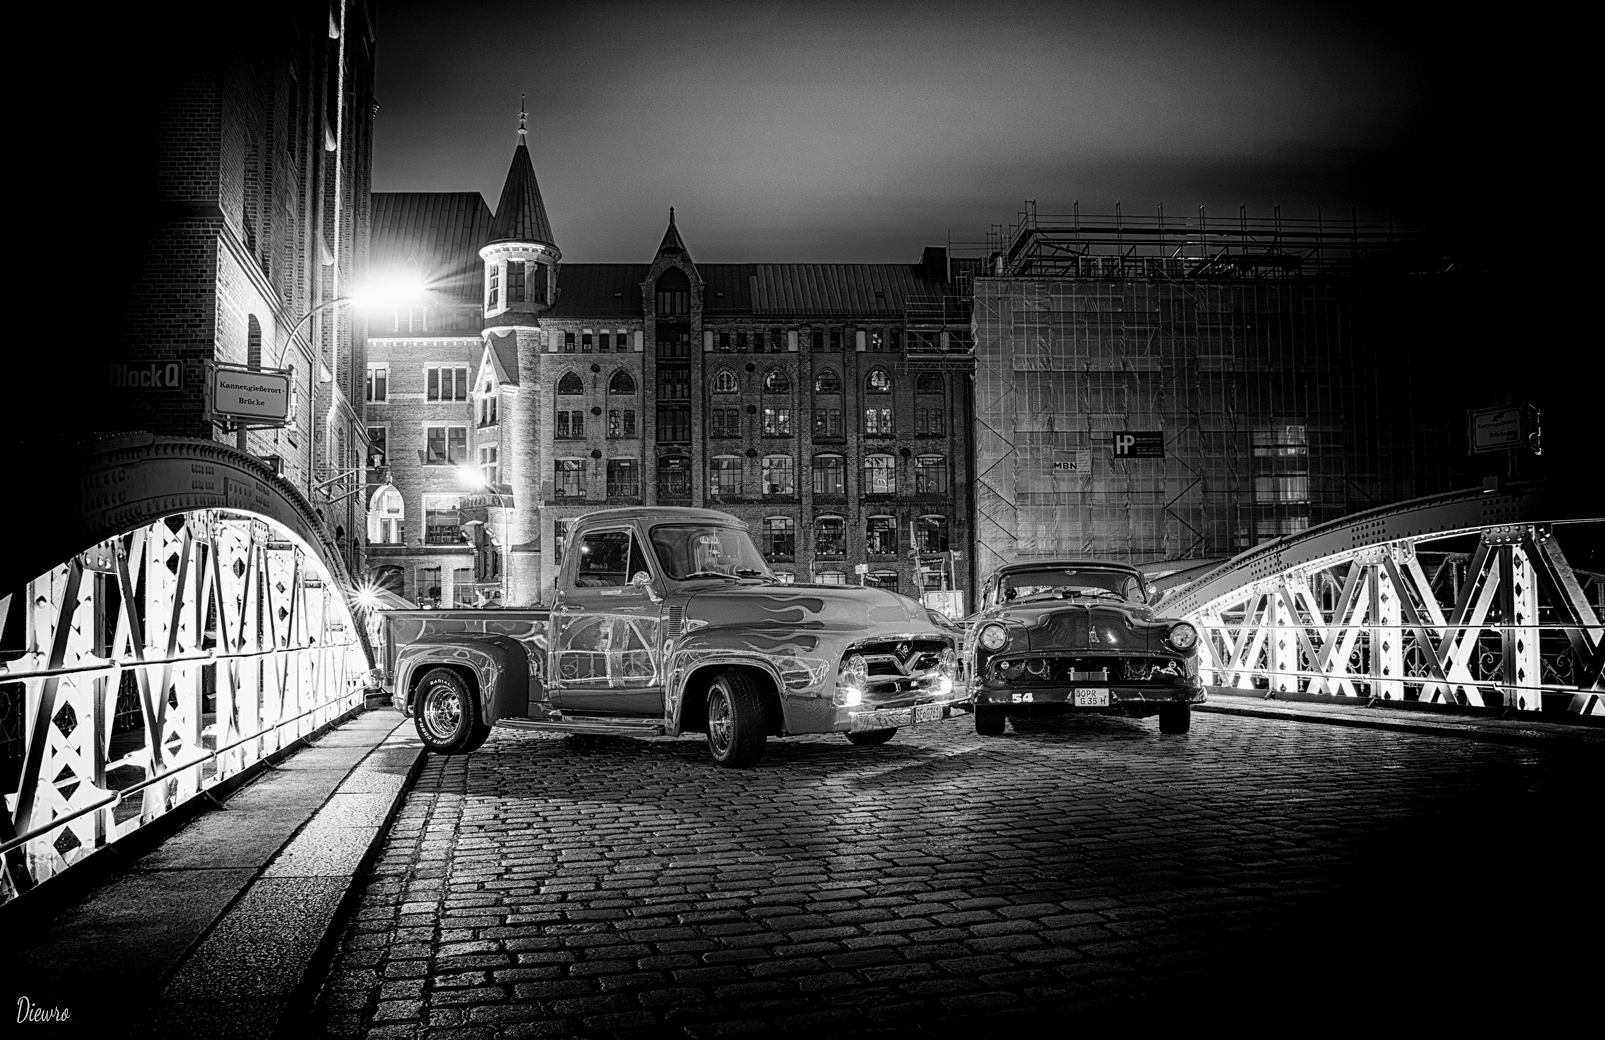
1001, 568, 1146, 605
649, 524, 773, 581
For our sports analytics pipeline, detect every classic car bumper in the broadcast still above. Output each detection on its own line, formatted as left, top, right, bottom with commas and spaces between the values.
845, 687, 969, 731
972, 683, 1206, 710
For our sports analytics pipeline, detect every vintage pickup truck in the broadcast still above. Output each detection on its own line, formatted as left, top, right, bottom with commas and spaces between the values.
377, 506, 964, 766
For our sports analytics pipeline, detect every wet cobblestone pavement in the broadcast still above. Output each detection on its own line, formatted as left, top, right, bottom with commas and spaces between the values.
313, 711, 1598, 1037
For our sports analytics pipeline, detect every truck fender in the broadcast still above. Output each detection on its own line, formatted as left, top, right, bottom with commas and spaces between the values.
664, 644, 791, 737
395, 634, 529, 726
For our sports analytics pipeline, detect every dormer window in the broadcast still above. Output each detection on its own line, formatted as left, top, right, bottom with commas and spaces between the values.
656, 269, 690, 316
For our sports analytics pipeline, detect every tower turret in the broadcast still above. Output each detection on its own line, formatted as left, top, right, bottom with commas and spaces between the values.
480, 105, 560, 334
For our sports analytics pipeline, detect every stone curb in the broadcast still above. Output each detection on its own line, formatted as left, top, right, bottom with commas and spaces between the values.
1197, 689, 1605, 747
138, 710, 426, 1040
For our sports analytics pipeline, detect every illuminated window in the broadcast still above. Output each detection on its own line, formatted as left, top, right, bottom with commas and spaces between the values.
866, 368, 892, 394
762, 455, 794, 496
864, 408, 893, 435
814, 369, 840, 393
812, 454, 845, 495
554, 459, 586, 498
815, 516, 845, 556
709, 456, 742, 500
763, 516, 795, 558
914, 454, 947, 494
763, 369, 791, 393
712, 369, 738, 393
762, 407, 791, 436
863, 454, 896, 494
423, 494, 464, 545
367, 484, 403, 544
866, 515, 897, 555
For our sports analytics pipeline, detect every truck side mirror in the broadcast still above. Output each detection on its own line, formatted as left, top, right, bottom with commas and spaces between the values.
630, 571, 662, 603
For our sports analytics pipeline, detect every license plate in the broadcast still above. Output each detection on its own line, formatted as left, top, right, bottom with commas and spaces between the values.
914, 703, 944, 724
1074, 687, 1110, 707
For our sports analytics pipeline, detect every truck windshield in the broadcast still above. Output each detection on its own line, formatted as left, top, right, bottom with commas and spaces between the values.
649, 524, 772, 581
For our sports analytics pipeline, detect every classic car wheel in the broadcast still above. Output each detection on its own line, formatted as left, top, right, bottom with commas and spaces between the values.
1158, 704, 1191, 734
415, 668, 491, 755
975, 705, 1006, 736
705, 673, 767, 768
844, 728, 897, 746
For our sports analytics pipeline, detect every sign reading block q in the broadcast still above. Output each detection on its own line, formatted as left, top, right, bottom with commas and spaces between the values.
211, 364, 292, 425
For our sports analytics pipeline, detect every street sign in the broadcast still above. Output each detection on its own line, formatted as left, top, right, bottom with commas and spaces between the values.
1468, 406, 1524, 454
210, 363, 292, 425
1112, 432, 1164, 458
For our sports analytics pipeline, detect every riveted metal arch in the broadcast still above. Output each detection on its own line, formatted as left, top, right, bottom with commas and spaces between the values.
1154, 482, 1602, 714
1, 436, 374, 905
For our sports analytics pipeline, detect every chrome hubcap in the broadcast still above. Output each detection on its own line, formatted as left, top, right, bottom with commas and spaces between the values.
421, 683, 462, 741
707, 689, 732, 752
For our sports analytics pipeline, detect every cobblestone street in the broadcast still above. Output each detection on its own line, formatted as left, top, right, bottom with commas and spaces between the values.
314, 712, 1598, 1038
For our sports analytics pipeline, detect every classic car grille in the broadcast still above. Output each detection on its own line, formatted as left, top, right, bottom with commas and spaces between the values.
853, 639, 950, 703
988, 655, 1184, 685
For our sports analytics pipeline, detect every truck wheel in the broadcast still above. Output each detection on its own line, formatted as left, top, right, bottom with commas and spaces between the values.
705, 673, 767, 768
1158, 704, 1191, 734
845, 728, 897, 747
975, 705, 1006, 736
415, 668, 491, 754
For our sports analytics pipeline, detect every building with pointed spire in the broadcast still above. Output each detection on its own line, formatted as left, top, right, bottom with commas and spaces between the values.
364, 128, 975, 608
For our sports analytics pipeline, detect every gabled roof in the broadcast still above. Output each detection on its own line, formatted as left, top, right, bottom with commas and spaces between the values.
370, 192, 493, 302
540, 262, 953, 319
481, 330, 520, 385
656, 208, 688, 256
487, 143, 556, 248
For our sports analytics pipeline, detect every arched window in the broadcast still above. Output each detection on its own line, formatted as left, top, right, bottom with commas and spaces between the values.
815, 516, 846, 556
709, 455, 742, 500
762, 454, 794, 496
557, 372, 584, 395
367, 484, 404, 544
866, 368, 893, 394
915, 372, 943, 394
863, 453, 896, 495
916, 515, 950, 553
712, 369, 738, 393
763, 368, 791, 394
608, 370, 636, 395
812, 453, 845, 495
866, 515, 898, 555
763, 517, 795, 558
247, 315, 262, 368
656, 268, 690, 315
814, 369, 841, 393
914, 454, 948, 494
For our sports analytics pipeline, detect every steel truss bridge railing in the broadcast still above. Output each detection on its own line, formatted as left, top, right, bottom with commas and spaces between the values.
1155, 483, 1603, 716
1, 437, 374, 906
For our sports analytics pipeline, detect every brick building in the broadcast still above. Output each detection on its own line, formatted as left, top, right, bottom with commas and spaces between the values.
364, 133, 975, 609
66, 2, 378, 573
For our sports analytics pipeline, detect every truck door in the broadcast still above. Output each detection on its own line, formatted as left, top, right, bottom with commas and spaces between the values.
550, 525, 665, 715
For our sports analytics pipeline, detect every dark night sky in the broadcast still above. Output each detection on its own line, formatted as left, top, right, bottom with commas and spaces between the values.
374, 0, 1497, 263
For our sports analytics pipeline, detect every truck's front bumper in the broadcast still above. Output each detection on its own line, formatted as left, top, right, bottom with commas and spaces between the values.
846, 689, 969, 732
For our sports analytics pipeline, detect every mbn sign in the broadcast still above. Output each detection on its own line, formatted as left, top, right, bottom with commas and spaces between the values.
1112, 432, 1164, 458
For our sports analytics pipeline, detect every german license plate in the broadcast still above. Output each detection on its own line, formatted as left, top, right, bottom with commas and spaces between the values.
914, 703, 944, 724
1073, 688, 1110, 707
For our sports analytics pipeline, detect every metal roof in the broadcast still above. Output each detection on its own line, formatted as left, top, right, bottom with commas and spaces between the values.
487, 143, 557, 248
370, 192, 492, 302
546, 264, 651, 318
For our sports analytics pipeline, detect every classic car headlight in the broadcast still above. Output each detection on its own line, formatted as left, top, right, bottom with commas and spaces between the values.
978, 623, 1008, 651
1167, 622, 1199, 651
836, 654, 869, 706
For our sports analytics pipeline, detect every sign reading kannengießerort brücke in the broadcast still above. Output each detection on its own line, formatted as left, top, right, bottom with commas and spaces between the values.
211, 364, 291, 424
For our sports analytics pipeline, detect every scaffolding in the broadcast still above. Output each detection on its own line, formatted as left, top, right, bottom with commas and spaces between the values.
971, 205, 1465, 579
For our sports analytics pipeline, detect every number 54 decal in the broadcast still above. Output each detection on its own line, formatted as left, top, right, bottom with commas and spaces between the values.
1011, 692, 1034, 703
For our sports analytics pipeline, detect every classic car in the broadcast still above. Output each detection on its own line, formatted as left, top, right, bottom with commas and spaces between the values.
966, 559, 1206, 735
380, 507, 964, 767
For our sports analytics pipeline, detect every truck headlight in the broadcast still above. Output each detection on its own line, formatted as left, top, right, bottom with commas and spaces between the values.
1167, 622, 1198, 651
836, 654, 869, 707
978, 623, 1008, 651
